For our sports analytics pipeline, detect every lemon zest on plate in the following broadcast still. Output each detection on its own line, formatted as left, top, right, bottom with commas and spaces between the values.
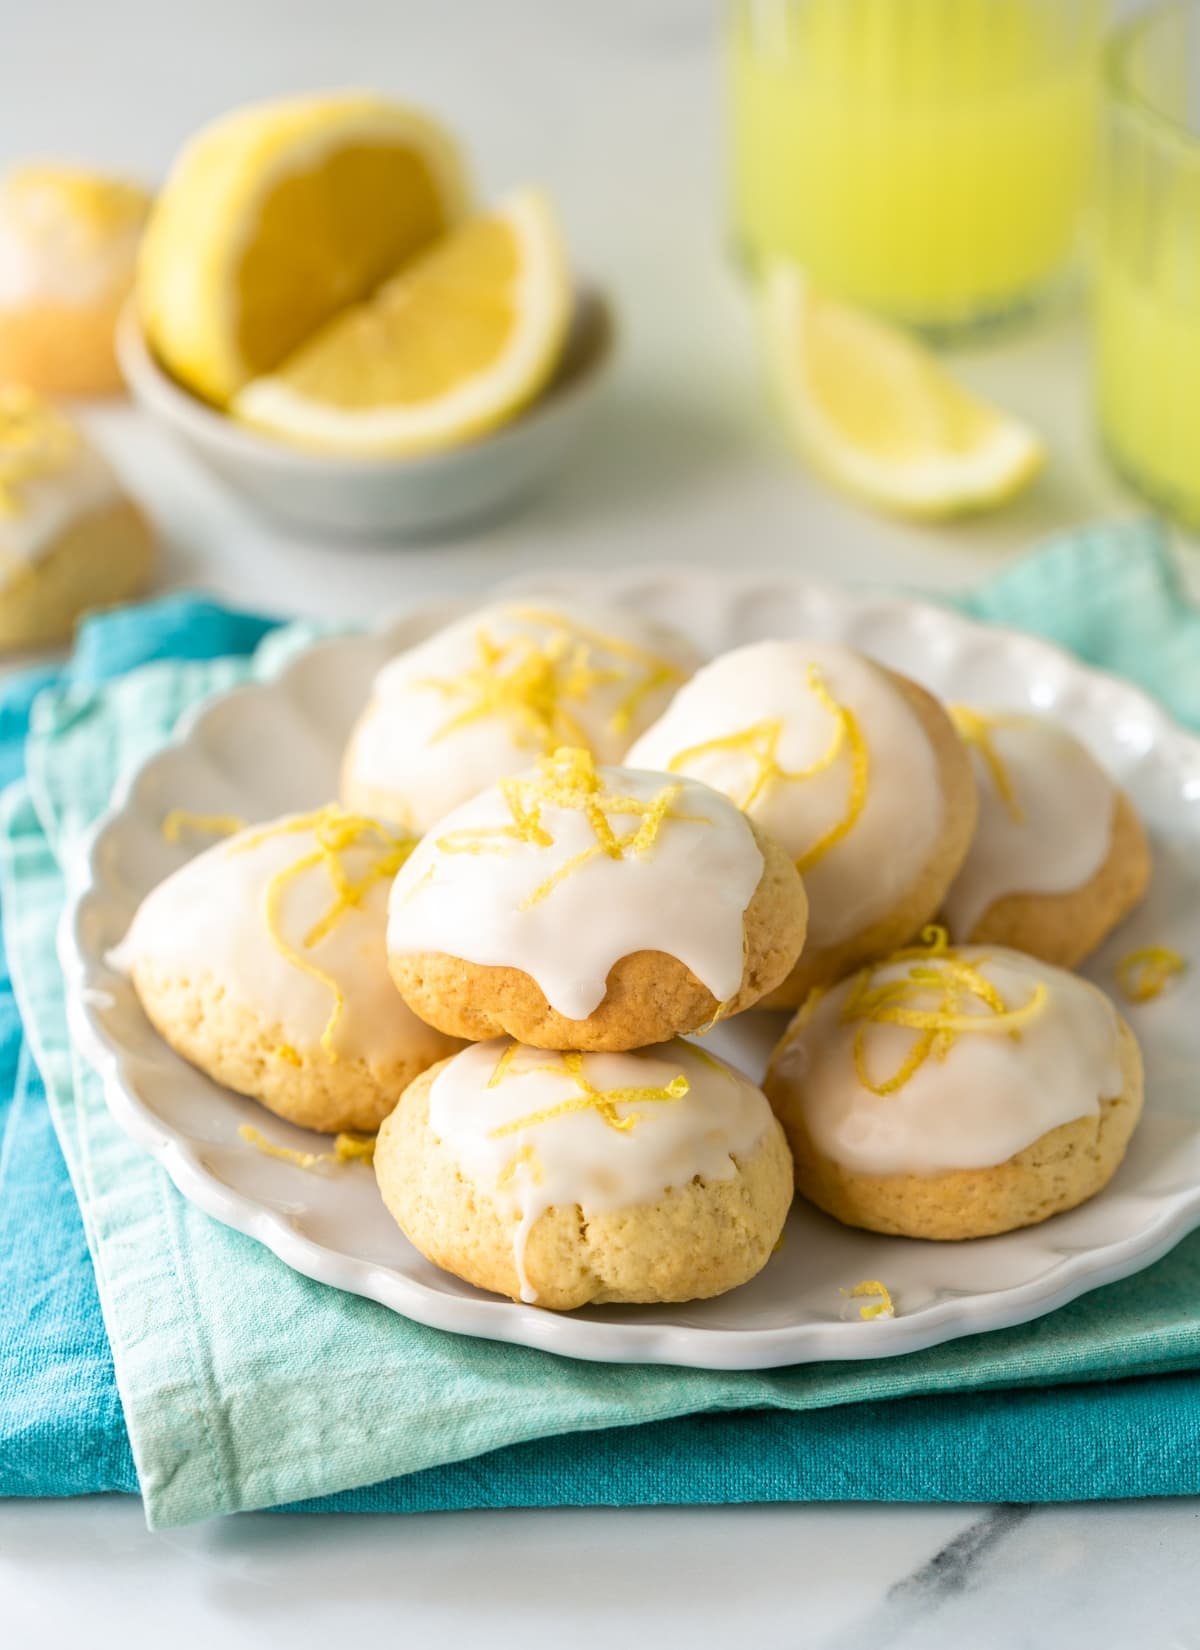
1116, 946, 1186, 1003
161, 810, 247, 844
238, 1123, 376, 1169
841, 1279, 895, 1320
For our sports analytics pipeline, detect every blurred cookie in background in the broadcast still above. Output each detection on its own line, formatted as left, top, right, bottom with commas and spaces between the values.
0, 386, 154, 649
0, 164, 151, 396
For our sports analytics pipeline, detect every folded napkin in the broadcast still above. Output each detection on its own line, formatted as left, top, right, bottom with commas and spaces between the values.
3, 522, 1200, 1527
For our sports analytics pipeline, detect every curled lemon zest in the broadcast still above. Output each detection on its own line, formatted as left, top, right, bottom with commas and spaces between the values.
433, 748, 704, 909
843, 928, 1048, 1096
238, 1123, 375, 1169
841, 1279, 895, 1320
486, 1046, 689, 1137
230, 805, 415, 1062
161, 810, 247, 844
666, 664, 869, 872
498, 1143, 543, 1190
951, 705, 1024, 823
0, 387, 79, 516
487, 1042, 520, 1089
510, 607, 688, 736
332, 1133, 377, 1165
1116, 945, 1186, 1003
416, 609, 686, 753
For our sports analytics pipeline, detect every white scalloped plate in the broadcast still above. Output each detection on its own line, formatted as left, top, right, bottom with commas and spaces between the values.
62, 572, 1200, 1369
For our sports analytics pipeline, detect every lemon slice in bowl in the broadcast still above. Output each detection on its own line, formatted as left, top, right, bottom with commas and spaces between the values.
138, 91, 470, 406
762, 264, 1044, 519
231, 189, 572, 458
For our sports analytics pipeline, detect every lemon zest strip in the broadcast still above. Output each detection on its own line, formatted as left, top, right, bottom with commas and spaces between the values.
841, 1279, 895, 1320
415, 608, 685, 754
161, 810, 247, 843
332, 1133, 377, 1165
230, 805, 415, 1062
486, 1046, 689, 1137
497, 1143, 543, 1190
510, 606, 688, 736
435, 748, 704, 909
1116, 946, 1187, 1004
951, 706, 1024, 823
238, 1123, 376, 1169
416, 626, 600, 752
843, 927, 1048, 1096
665, 665, 869, 871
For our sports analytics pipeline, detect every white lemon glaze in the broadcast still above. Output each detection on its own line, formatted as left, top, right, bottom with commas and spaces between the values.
943, 712, 1117, 939
427, 1037, 777, 1302
0, 393, 123, 582
0, 169, 146, 307
387, 751, 763, 1021
110, 810, 451, 1070
773, 944, 1125, 1176
0, 439, 122, 575
345, 599, 701, 831
626, 638, 943, 949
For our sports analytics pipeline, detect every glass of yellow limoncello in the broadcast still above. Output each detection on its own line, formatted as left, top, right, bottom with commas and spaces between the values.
726, 0, 1106, 335
1096, 1, 1200, 527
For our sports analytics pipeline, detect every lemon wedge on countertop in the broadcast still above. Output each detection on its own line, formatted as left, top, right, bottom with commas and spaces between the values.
232, 189, 572, 458
138, 90, 470, 405
762, 263, 1045, 519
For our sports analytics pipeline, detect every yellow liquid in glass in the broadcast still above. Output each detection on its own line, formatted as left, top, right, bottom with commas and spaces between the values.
1098, 267, 1200, 527
728, 0, 1103, 331
1096, 7, 1200, 527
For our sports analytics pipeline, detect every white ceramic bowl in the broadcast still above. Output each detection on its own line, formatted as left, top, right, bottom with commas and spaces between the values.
116, 288, 615, 540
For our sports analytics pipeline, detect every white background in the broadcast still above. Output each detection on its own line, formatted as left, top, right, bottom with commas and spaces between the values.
1, 1, 1198, 1645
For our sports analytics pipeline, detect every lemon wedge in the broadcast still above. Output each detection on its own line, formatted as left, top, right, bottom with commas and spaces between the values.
138, 91, 469, 405
762, 264, 1044, 519
232, 189, 572, 458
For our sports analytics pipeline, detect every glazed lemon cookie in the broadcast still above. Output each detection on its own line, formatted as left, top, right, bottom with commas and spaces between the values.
0, 164, 151, 395
943, 708, 1151, 967
111, 806, 461, 1133
376, 1037, 793, 1308
626, 639, 977, 1006
342, 599, 701, 831
0, 387, 154, 650
387, 747, 807, 1049
764, 929, 1143, 1240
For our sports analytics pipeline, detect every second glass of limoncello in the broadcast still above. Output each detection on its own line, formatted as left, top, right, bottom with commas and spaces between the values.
1096, 0, 1200, 528
727, 0, 1107, 335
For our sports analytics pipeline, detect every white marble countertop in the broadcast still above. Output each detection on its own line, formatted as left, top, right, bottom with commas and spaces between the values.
1, 0, 1196, 1643
6, 1494, 1200, 1648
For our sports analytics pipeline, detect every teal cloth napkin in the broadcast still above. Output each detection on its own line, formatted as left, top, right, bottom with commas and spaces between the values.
4, 519, 1200, 1528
